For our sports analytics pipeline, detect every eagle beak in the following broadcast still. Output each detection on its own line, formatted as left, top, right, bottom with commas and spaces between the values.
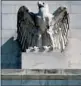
38, 1, 44, 8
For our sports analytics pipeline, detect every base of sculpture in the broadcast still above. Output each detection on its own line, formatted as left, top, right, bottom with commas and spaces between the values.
22, 50, 81, 69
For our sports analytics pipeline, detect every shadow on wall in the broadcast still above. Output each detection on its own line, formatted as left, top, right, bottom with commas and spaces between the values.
1, 37, 21, 69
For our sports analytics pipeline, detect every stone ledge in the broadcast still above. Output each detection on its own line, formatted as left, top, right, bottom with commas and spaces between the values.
2, 75, 81, 80
1, 69, 81, 75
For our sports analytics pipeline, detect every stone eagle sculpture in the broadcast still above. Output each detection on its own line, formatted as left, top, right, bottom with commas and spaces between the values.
17, 1, 69, 52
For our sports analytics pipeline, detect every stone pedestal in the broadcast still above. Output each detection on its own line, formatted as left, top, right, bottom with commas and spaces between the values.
22, 51, 69, 69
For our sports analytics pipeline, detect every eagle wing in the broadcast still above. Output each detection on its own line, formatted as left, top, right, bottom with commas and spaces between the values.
52, 7, 69, 51
17, 6, 38, 52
